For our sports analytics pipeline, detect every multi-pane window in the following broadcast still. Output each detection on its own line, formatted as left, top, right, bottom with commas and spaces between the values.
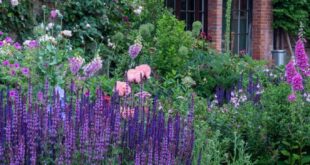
165, 0, 207, 32
230, 0, 252, 54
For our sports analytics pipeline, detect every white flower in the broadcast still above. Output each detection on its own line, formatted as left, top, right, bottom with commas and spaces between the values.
46, 23, 54, 30
10, 0, 19, 6
134, 6, 143, 15
61, 30, 72, 37
39, 34, 57, 44
86, 23, 91, 28
23, 40, 31, 46
107, 39, 116, 49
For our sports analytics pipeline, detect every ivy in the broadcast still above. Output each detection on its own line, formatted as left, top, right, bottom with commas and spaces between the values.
272, 0, 310, 38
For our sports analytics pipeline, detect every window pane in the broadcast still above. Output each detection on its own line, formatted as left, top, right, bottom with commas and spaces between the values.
187, 12, 194, 30
181, 0, 186, 10
188, 0, 194, 10
166, 0, 175, 9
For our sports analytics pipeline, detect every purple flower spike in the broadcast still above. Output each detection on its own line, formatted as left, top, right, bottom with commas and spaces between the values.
128, 43, 142, 59
0, 41, 3, 47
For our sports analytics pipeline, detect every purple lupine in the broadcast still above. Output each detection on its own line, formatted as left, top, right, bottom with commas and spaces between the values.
147, 139, 153, 165
82, 56, 102, 77
68, 56, 84, 75
135, 146, 141, 165
128, 43, 142, 59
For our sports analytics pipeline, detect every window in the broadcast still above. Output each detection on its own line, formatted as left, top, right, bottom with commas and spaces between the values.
230, 0, 252, 54
165, 0, 207, 32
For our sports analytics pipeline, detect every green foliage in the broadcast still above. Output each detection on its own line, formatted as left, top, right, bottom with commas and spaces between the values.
0, 0, 36, 41
154, 12, 194, 76
272, 0, 310, 38
185, 50, 265, 97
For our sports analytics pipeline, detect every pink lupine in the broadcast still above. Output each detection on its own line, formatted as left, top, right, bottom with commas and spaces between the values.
292, 73, 304, 91
288, 92, 296, 102
285, 61, 298, 84
295, 39, 309, 73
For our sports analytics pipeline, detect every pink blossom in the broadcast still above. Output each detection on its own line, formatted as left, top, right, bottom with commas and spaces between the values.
135, 64, 151, 79
120, 106, 134, 119
288, 92, 296, 102
127, 69, 143, 83
50, 9, 58, 19
114, 81, 131, 96
292, 73, 304, 91
134, 91, 151, 99
285, 61, 297, 84
128, 43, 142, 59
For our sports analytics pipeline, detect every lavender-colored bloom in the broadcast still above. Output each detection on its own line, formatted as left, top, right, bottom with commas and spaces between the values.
68, 56, 84, 75
37, 91, 44, 103
128, 43, 142, 59
21, 67, 30, 77
13, 42, 22, 50
292, 73, 304, 91
2, 60, 10, 66
55, 85, 65, 99
5, 37, 13, 44
28, 40, 39, 48
14, 62, 20, 69
0, 31, 3, 35
0, 41, 3, 47
10, 0, 19, 6
83, 56, 102, 77
10, 69, 16, 76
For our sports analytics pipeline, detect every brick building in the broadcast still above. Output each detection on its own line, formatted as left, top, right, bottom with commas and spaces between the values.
165, 0, 273, 60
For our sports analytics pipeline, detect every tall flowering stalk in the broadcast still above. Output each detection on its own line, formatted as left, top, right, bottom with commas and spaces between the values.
284, 26, 309, 101
82, 56, 103, 77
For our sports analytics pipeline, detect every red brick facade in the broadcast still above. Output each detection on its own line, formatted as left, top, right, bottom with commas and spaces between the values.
252, 0, 273, 60
207, 0, 223, 51
208, 0, 273, 59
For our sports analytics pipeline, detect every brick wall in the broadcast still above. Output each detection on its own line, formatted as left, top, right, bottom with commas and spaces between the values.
252, 0, 273, 60
207, 0, 223, 52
